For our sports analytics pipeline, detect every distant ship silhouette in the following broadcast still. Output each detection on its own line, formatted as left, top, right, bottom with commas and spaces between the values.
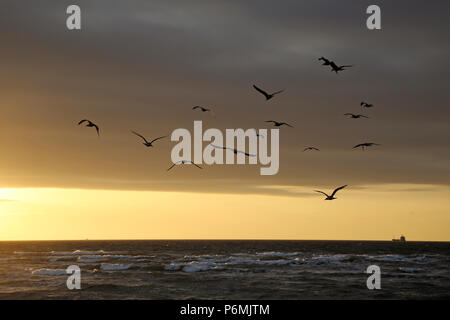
392, 235, 406, 243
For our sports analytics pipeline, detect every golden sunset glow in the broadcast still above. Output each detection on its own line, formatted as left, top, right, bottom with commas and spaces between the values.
1, 185, 449, 241
1, 1, 449, 243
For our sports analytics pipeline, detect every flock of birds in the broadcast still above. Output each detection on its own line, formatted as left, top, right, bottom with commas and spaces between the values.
77, 56, 380, 201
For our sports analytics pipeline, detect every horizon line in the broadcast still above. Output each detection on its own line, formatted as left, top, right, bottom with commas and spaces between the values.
1, 238, 449, 243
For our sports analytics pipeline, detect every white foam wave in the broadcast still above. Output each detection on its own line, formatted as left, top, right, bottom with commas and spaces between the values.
100, 263, 132, 271
182, 262, 213, 273
73, 250, 107, 255
255, 251, 301, 258
370, 255, 439, 263
165, 263, 182, 271
226, 257, 294, 266
32, 269, 67, 276
77, 255, 106, 263
50, 250, 107, 256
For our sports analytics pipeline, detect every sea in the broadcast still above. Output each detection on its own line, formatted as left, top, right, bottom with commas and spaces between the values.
0, 240, 449, 299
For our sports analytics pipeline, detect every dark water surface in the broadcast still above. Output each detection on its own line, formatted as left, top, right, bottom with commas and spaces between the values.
0, 240, 449, 299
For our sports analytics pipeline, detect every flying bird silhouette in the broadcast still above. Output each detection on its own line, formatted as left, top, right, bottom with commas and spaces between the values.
360, 102, 374, 108
131, 131, 167, 147
315, 185, 347, 200
344, 113, 369, 119
318, 57, 332, 66
265, 120, 293, 128
210, 144, 256, 157
303, 147, 320, 152
253, 85, 284, 100
167, 160, 203, 171
193, 106, 211, 112
353, 143, 380, 150
330, 61, 353, 73
78, 119, 100, 136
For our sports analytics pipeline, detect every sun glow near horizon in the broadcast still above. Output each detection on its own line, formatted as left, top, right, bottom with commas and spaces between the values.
1, 185, 449, 241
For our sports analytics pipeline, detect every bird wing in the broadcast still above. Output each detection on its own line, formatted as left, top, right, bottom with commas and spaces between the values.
189, 162, 203, 169
211, 144, 226, 150
131, 131, 148, 143
330, 61, 339, 69
167, 163, 177, 171
150, 136, 167, 144
283, 123, 294, 128
272, 89, 284, 96
312, 147, 320, 151
94, 124, 100, 136
192, 106, 200, 110
253, 85, 270, 99
303, 148, 310, 152
314, 190, 329, 197
265, 120, 276, 125
78, 119, 88, 125
235, 150, 256, 157
331, 185, 347, 197
360, 115, 369, 118
353, 144, 363, 149
340, 65, 353, 69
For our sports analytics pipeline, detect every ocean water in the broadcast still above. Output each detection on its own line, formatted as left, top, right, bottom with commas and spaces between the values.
0, 240, 449, 299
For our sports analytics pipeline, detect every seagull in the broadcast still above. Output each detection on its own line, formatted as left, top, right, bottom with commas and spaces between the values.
303, 147, 320, 152
210, 144, 256, 157
344, 113, 369, 119
167, 160, 203, 171
360, 102, 374, 108
131, 131, 167, 147
253, 85, 284, 101
353, 143, 380, 150
193, 106, 211, 112
315, 185, 347, 200
329, 61, 353, 73
78, 119, 100, 136
265, 120, 293, 128
318, 57, 332, 66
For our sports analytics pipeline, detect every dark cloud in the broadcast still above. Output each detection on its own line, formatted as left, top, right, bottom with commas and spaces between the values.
0, 0, 449, 194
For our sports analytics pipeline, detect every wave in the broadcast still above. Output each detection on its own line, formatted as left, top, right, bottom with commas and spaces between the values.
164, 256, 297, 272
32, 269, 67, 276
369, 254, 440, 264
165, 261, 223, 273
77, 255, 107, 263
398, 267, 423, 273
100, 263, 132, 271
50, 250, 108, 256
49, 256, 75, 262
0, 257, 17, 261
255, 251, 302, 258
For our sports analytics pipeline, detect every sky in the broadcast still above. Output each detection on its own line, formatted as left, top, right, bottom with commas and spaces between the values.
0, 1, 449, 240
